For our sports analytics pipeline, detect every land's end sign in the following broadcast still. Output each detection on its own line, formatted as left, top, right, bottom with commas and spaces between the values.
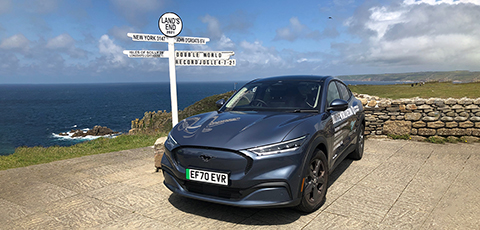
158, 12, 183, 37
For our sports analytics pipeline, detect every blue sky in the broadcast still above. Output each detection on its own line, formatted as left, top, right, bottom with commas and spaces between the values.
1, 0, 480, 83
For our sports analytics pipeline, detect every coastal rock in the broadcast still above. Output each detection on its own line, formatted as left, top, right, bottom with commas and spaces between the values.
86, 126, 117, 136
67, 126, 118, 138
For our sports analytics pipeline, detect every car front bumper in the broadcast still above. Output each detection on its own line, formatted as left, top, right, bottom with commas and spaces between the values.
161, 146, 306, 208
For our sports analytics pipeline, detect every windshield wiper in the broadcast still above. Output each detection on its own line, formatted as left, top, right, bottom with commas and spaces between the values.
292, 109, 319, 113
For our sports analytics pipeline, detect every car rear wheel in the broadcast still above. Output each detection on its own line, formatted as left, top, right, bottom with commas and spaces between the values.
349, 123, 364, 160
296, 150, 328, 213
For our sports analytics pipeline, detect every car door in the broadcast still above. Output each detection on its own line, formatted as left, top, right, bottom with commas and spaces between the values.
335, 81, 358, 151
326, 81, 350, 163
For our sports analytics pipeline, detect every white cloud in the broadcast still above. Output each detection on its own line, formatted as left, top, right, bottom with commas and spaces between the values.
200, 14, 222, 39
108, 25, 136, 42
45, 33, 88, 59
239, 40, 285, 67
217, 35, 235, 50
98, 34, 128, 68
274, 17, 307, 41
46, 33, 75, 49
366, 6, 407, 40
0, 33, 30, 52
404, 0, 480, 5
274, 17, 338, 41
339, 0, 480, 71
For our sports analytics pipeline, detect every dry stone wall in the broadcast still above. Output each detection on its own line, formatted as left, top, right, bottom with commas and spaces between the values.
355, 93, 480, 141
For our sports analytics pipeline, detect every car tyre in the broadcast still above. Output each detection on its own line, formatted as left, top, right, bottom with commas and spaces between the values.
349, 123, 364, 160
296, 150, 328, 213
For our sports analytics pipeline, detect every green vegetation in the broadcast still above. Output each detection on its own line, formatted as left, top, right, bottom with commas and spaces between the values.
0, 134, 163, 170
349, 82, 480, 99
387, 134, 411, 140
131, 91, 235, 134
339, 70, 480, 82
425, 136, 447, 144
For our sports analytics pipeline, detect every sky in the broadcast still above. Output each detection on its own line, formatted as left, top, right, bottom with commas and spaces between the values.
0, 0, 480, 84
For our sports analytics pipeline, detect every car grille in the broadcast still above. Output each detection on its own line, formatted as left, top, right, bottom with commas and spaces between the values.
173, 147, 253, 174
184, 181, 242, 199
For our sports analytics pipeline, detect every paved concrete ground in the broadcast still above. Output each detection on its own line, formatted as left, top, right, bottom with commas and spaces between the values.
1, 139, 479, 229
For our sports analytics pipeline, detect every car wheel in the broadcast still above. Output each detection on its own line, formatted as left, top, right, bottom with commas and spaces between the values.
349, 123, 364, 160
296, 150, 328, 213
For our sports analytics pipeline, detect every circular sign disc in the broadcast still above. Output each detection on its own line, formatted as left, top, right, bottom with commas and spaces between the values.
158, 12, 183, 37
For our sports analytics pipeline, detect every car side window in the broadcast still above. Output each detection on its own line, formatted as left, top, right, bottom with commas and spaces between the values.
327, 81, 340, 106
336, 81, 351, 101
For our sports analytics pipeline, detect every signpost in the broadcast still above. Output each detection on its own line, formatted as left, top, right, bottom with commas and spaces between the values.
124, 12, 236, 126
123, 50, 170, 58
127, 33, 210, 44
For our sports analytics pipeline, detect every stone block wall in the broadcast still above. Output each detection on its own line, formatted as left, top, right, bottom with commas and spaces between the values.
355, 94, 480, 140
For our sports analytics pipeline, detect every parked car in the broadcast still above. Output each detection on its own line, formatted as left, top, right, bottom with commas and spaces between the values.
161, 75, 365, 212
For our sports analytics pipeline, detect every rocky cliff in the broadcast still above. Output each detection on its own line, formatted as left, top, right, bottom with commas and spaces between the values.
130, 91, 235, 134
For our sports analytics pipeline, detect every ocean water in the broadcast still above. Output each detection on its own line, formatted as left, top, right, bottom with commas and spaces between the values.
0, 82, 243, 155
0, 80, 404, 155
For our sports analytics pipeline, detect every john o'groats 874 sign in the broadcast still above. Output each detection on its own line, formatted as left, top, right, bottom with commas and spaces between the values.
158, 12, 183, 37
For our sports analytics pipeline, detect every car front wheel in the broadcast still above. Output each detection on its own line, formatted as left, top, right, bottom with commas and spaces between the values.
296, 150, 328, 213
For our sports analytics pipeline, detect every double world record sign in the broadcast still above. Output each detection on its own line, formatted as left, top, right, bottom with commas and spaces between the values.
175, 51, 236, 66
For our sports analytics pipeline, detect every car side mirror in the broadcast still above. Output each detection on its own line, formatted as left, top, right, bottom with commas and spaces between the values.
327, 99, 348, 111
216, 99, 225, 109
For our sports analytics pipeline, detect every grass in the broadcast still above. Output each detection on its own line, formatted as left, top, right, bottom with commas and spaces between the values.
348, 81, 480, 99
0, 133, 164, 171
387, 134, 411, 140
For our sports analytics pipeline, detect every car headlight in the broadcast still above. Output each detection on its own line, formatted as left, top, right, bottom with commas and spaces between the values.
247, 135, 307, 156
165, 133, 179, 150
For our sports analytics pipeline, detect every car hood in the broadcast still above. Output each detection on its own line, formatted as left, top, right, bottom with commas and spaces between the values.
171, 111, 315, 150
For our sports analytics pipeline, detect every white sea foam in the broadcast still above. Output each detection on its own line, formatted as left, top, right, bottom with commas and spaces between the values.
52, 127, 119, 141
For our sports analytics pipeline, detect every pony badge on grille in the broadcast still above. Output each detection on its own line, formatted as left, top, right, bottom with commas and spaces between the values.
199, 154, 215, 162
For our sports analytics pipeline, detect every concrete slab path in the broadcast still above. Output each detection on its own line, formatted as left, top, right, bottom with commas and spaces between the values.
1, 139, 479, 229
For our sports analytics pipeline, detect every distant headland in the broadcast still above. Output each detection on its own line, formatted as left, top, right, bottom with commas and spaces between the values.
338, 71, 480, 82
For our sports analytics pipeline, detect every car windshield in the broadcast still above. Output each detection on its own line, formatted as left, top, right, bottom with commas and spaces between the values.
223, 80, 322, 112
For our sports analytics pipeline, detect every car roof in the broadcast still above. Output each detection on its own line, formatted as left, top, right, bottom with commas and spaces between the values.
250, 75, 332, 83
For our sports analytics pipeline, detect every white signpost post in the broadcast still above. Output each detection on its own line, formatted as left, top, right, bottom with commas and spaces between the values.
124, 12, 235, 126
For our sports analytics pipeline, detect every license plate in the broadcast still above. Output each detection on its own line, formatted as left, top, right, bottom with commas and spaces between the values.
186, 168, 228, 186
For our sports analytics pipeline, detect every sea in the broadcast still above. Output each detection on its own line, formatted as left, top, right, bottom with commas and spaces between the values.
0, 80, 402, 155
